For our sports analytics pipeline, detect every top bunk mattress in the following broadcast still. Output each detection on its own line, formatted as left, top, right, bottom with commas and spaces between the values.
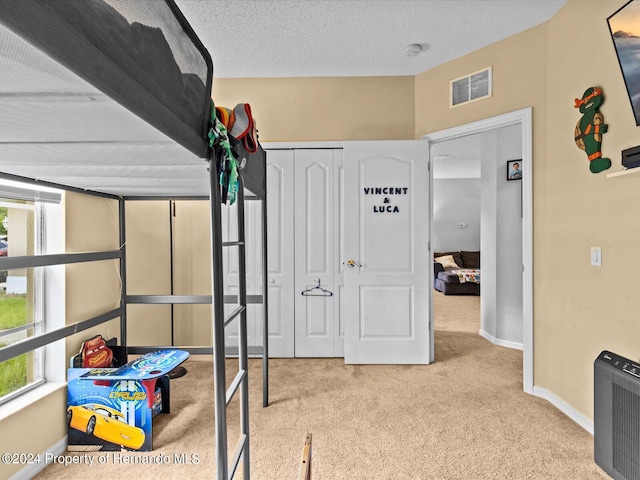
0, 0, 265, 199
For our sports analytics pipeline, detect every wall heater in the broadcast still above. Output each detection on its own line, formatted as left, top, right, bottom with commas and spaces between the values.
595, 350, 640, 480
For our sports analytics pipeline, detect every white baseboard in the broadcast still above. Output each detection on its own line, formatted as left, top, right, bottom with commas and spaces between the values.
532, 386, 594, 434
479, 329, 523, 351
479, 329, 593, 435
10, 436, 67, 480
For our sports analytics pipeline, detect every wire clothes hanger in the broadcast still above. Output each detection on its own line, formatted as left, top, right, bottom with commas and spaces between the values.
301, 278, 333, 297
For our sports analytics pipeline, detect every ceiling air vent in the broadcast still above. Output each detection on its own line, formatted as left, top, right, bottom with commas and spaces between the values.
450, 67, 492, 108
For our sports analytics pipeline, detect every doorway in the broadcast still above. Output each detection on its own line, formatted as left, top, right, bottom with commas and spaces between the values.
431, 133, 482, 341
423, 107, 533, 393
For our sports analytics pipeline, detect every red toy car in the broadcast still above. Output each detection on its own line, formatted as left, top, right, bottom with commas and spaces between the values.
80, 335, 113, 368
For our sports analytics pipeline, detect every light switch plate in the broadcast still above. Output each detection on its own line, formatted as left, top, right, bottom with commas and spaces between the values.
591, 247, 602, 267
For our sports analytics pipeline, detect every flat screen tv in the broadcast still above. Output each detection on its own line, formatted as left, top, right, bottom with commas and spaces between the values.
608, 0, 640, 126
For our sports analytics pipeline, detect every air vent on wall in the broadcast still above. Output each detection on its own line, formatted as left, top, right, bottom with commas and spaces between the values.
450, 67, 492, 108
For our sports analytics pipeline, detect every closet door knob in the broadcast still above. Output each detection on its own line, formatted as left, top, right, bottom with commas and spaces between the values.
269, 278, 275, 283
344, 260, 361, 268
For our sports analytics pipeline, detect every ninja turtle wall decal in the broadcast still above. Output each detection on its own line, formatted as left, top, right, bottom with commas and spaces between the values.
574, 86, 611, 174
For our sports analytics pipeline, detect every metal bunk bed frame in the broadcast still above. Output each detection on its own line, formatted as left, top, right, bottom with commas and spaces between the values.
122, 167, 269, 479
0, 163, 268, 480
0, 1, 268, 478
120, 157, 270, 478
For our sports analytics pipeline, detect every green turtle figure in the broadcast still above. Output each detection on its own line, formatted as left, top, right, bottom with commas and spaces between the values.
574, 87, 611, 174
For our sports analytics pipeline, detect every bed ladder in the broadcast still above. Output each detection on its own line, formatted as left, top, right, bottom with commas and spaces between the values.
209, 159, 251, 480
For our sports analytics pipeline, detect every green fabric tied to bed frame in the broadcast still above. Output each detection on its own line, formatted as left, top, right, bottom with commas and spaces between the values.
209, 100, 240, 205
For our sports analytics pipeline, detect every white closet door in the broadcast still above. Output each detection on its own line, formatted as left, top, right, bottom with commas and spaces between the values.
262, 150, 295, 357
343, 141, 431, 364
294, 149, 336, 357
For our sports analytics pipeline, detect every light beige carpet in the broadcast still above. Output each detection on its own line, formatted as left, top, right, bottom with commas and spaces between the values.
35, 292, 609, 479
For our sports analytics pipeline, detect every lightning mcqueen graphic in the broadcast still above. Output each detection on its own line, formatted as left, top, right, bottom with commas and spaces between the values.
67, 403, 145, 450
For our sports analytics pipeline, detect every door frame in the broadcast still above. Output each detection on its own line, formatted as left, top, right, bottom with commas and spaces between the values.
422, 107, 533, 394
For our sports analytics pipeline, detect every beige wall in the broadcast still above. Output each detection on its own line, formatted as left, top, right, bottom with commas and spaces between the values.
212, 76, 415, 142
171, 201, 213, 346
64, 192, 121, 353
125, 201, 172, 346
541, 0, 640, 417
0, 389, 67, 478
415, 0, 640, 419
124, 200, 210, 347
414, 23, 549, 138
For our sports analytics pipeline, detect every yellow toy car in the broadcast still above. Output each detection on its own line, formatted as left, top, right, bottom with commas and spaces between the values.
67, 403, 145, 450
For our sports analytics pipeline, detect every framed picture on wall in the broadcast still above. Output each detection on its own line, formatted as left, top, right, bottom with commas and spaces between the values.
608, 0, 640, 126
507, 159, 522, 181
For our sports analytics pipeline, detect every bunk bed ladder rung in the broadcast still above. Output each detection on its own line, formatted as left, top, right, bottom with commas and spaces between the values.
226, 369, 247, 405
229, 434, 249, 480
224, 305, 247, 327
222, 241, 245, 247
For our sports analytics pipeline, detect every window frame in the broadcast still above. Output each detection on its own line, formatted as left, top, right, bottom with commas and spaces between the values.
0, 184, 62, 406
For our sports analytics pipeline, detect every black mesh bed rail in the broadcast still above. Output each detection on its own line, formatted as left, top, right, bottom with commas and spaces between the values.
0, 0, 213, 159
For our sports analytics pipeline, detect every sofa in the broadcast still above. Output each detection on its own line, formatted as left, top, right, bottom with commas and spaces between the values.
433, 250, 480, 295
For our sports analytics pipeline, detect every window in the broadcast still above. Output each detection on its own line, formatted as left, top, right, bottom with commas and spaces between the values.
0, 182, 62, 405
450, 67, 492, 107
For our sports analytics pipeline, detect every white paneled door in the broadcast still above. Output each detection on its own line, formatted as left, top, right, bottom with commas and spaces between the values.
343, 141, 431, 364
264, 146, 344, 358
224, 149, 297, 358
294, 149, 343, 357
263, 150, 295, 357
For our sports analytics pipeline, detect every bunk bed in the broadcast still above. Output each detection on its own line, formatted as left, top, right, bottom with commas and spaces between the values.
0, 1, 265, 479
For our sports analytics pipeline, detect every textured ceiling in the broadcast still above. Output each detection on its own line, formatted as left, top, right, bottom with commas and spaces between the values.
174, 0, 567, 78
